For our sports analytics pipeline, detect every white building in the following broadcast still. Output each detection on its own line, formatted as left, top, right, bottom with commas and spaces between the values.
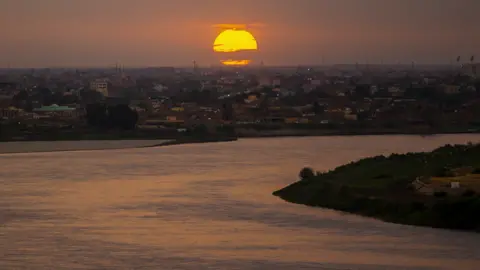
153, 84, 168, 92
90, 79, 109, 97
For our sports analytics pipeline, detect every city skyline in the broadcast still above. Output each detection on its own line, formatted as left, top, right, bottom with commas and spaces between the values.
1, 0, 479, 68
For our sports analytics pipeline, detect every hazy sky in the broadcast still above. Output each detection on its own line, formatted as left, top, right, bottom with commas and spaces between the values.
1, 0, 479, 67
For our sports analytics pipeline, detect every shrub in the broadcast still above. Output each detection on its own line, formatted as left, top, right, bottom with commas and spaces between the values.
299, 167, 315, 180
463, 189, 476, 197
434, 191, 448, 198
339, 185, 351, 196
434, 167, 454, 177
411, 202, 426, 212
472, 168, 480, 174
406, 184, 415, 191
374, 174, 391, 179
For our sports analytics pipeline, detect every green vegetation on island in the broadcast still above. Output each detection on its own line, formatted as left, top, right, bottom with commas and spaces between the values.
273, 143, 480, 232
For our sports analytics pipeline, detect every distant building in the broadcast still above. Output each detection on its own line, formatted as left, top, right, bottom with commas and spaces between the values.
0, 95, 12, 108
310, 79, 322, 86
441, 85, 460, 95
461, 63, 480, 77
153, 84, 168, 92
246, 95, 258, 103
33, 104, 75, 112
258, 76, 272, 86
0, 107, 22, 119
344, 114, 358, 121
171, 107, 184, 112
272, 78, 281, 87
90, 79, 109, 96
32, 104, 80, 118
166, 116, 177, 121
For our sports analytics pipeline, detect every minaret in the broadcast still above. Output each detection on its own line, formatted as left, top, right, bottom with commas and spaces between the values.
193, 60, 198, 74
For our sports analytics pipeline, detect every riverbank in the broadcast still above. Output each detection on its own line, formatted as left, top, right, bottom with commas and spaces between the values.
147, 136, 238, 147
0, 136, 238, 154
273, 143, 480, 232
236, 127, 480, 138
2, 125, 480, 142
0, 140, 171, 154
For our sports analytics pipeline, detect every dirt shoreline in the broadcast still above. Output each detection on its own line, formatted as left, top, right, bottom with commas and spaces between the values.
0, 137, 238, 154
0, 140, 171, 154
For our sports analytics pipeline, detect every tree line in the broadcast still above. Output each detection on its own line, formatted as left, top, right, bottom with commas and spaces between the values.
86, 103, 138, 130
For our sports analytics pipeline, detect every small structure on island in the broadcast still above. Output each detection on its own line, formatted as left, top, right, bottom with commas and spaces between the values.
451, 182, 460, 189
451, 166, 474, 176
411, 177, 434, 195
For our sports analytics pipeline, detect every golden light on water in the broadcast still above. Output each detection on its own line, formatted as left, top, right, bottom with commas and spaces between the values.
213, 27, 258, 66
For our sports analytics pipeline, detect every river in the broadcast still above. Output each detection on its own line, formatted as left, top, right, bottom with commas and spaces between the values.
1, 135, 480, 270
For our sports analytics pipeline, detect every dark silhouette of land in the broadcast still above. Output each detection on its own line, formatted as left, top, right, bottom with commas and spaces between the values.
273, 143, 480, 232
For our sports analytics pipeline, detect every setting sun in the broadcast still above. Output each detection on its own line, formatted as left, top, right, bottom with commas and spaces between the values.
213, 28, 258, 66
213, 29, 258, 53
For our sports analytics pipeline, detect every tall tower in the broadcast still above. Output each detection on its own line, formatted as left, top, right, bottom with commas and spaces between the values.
193, 60, 198, 74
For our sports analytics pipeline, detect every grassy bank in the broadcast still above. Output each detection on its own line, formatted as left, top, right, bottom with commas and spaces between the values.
273, 144, 480, 232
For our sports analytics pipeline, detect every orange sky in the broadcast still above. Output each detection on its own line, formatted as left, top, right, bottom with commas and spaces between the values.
1, 0, 479, 67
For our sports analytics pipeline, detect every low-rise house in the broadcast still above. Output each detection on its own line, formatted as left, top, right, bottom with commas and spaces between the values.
388, 86, 405, 97
440, 84, 460, 95
32, 104, 81, 118
284, 117, 299, 124
344, 114, 358, 121
0, 107, 22, 119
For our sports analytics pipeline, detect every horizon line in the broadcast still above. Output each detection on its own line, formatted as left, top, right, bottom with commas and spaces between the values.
0, 63, 464, 70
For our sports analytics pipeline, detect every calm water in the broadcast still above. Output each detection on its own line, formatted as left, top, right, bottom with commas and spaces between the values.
1, 135, 480, 270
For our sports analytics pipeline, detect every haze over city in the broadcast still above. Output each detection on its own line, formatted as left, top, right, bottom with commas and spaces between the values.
3, 1, 480, 269
1, 0, 479, 68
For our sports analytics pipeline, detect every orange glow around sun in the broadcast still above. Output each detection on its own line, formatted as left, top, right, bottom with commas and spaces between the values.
213, 28, 258, 66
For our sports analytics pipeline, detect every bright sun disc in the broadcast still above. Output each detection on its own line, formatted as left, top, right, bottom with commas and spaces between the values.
213, 29, 258, 53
